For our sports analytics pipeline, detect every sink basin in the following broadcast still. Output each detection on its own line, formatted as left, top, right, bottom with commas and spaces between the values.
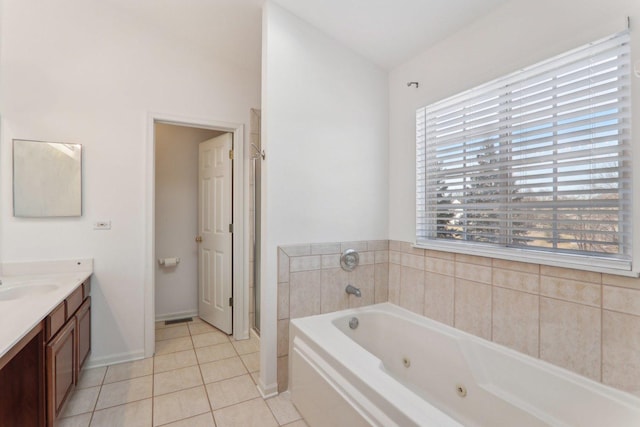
0, 284, 59, 301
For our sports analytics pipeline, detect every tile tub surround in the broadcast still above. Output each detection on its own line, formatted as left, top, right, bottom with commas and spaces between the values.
277, 240, 389, 392
388, 240, 640, 396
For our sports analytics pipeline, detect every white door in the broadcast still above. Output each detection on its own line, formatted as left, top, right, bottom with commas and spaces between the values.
197, 133, 233, 334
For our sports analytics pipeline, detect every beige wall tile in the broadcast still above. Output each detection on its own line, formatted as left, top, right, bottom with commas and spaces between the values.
278, 249, 289, 283
350, 265, 375, 308
540, 265, 601, 284
388, 264, 401, 304
425, 256, 455, 276
456, 261, 492, 285
602, 310, 640, 395
388, 240, 404, 252
277, 319, 289, 357
367, 240, 389, 251
375, 250, 389, 264
374, 263, 389, 303
424, 249, 455, 261
602, 274, 640, 290
277, 356, 288, 393
320, 268, 349, 313
539, 276, 601, 307
289, 270, 321, 319
401, 252, 425, 270
456, 254, 492, 266
492, 287, 539, 357
493, 268, 539, 294
289, 255, 322, 272
359, 251, 375, 265
310, 242, 341, 255
424, 272, 454, 326
603, 286, 640, 316
280, 245, 311, 257
340, 241, 368, 252
321, 254, 340, 269
399, 267, 425, 314
454, 279, 492, 340
277, 282, 290, 320
540, 297, 601, 381
389, 250, 402, 265
492, 259, 539, 274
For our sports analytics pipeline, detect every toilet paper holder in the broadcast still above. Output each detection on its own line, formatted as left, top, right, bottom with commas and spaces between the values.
158, 257, 181, 266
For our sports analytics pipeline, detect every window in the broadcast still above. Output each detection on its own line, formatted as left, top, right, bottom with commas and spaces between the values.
416, 31, 632, 272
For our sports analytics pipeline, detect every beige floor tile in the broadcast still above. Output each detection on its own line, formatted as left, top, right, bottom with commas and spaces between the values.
192, 330, 230, 348
249, 370, 260, 385
213, 397, 278, 427
155, 337, 194, 356
156, 324, 190, 341
200, 356, 247, 384
57, 412, 92, 427
161, 412, 216, 427
95, 376, 153, 410
240, 352, 260, 373
189, 321, 222, 335
77, 366, 107, 389
104, 358, 153, 384
154, 349, 198, 373
231, 336, 260, 355
195, 342, 237, 364
60, 386, 100, 417
154, 365, 203, 396
205, 374, 260, 410
90, 398, 152, 427
156, 320, 192, 330
153, 386, 211, 426
283, 420, 309, 427
266, 394, 302, 425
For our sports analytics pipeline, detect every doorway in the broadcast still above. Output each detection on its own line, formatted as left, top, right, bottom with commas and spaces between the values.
144, 114, 248, 358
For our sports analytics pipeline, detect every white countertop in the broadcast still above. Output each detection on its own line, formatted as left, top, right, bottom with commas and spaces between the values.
0, 259, 93, 360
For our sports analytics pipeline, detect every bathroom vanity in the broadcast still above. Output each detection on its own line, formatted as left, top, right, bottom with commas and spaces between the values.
0, 260, 92, 427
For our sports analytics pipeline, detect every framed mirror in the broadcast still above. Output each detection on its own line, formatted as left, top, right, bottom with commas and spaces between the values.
13, 139, 83, 217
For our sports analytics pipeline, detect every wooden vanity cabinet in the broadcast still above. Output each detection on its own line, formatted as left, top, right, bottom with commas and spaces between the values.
46, 319, 76, 423
45, 278, 92, 426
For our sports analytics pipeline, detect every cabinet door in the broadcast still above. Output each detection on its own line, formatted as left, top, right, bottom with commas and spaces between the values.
76, 297, 91, 377
46, 319, 76, 425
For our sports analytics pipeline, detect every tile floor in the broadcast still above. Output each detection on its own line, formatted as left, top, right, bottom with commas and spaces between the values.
57, 317, 308, 427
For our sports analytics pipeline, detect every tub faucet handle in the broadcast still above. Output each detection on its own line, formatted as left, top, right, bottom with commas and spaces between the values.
345, 284, 361, 297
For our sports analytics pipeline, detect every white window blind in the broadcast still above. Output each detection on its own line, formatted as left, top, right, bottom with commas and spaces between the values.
416, 31, 632, 270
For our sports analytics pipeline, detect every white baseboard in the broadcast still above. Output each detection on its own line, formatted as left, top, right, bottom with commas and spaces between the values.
83, 349, 146, 369
155, 310, 198, 322
258, 379, 279, 398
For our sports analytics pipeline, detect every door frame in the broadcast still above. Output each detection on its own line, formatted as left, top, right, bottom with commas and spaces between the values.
144, 112, 248, 358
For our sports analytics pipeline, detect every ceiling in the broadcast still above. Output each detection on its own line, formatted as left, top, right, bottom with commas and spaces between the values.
272, 0, 511, 70
102, 0, 511, 72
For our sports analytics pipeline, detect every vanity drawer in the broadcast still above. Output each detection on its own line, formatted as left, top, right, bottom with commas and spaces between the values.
66, 286, 84, 318
46, 302, 66, 341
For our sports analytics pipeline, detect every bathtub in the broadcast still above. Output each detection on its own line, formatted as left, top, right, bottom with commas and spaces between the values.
289, 303, 640, 427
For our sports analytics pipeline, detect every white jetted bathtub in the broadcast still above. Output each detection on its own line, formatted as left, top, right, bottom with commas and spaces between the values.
289, 303, 640, 427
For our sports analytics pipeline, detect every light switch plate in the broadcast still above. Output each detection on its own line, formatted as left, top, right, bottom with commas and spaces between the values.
94, 220, 111, 230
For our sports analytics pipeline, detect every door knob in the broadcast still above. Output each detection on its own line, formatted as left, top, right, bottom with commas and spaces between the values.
195, 236, 203, 243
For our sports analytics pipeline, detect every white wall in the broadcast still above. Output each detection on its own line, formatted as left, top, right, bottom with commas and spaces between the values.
0, 0, 260, 365
154, 124, 222, 320
389, 0, 640, 242
260, 1, 389, 394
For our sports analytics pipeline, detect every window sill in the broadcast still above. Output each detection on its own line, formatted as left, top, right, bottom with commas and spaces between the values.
414, 240, 639, 278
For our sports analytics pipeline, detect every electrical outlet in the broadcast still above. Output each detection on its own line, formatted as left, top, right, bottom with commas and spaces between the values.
94, 220, 111, 230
